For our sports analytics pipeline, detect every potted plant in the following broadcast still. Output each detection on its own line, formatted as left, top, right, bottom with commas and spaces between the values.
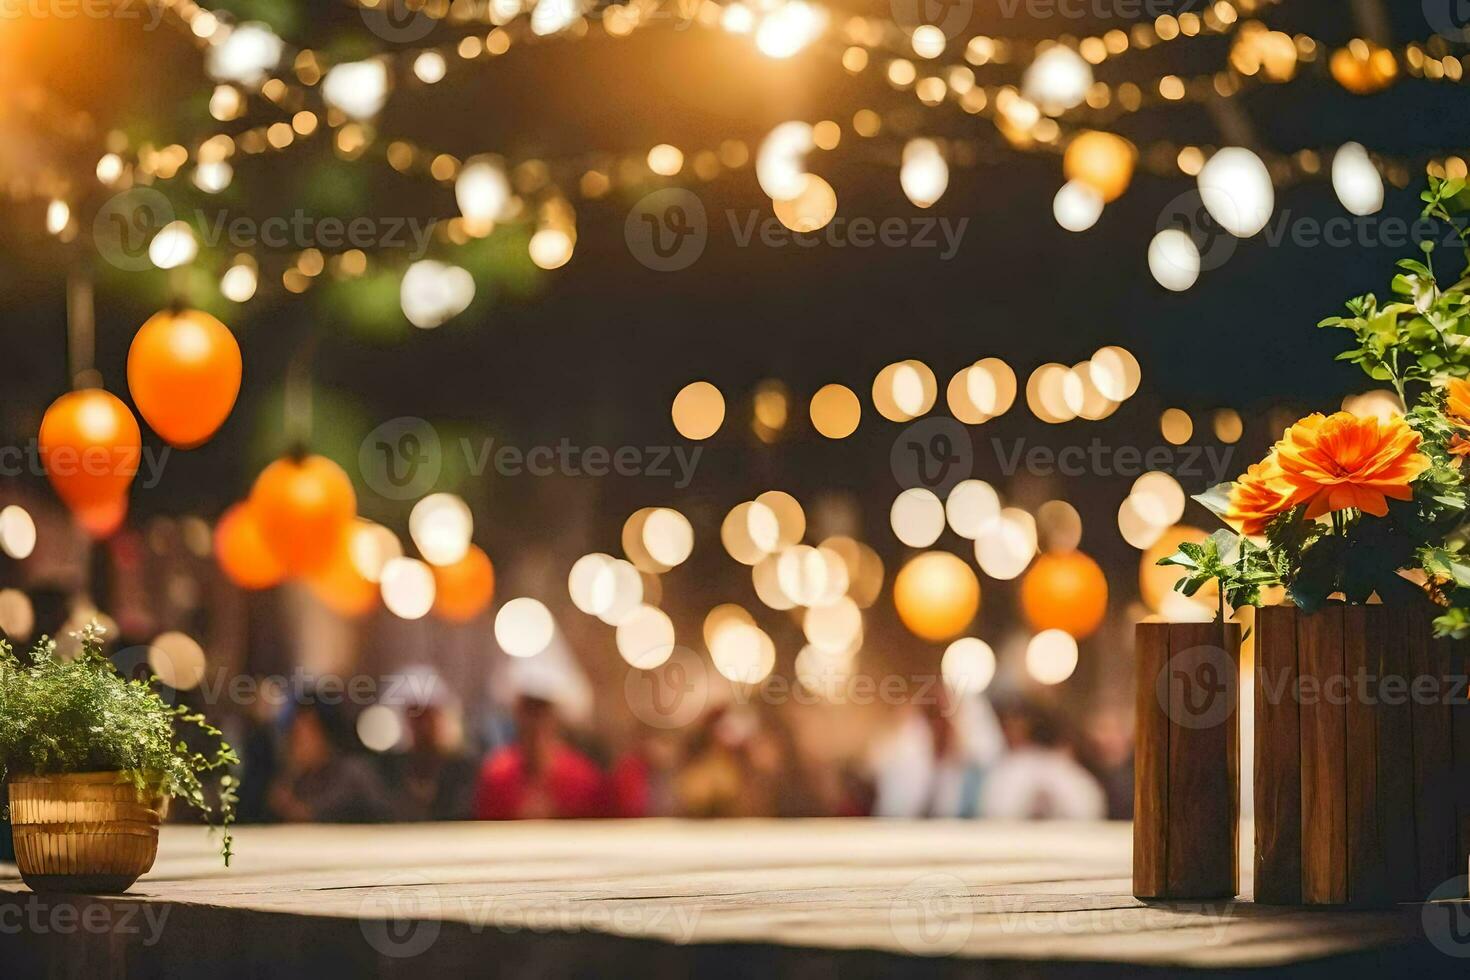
0, 622, 237, 893
1158, 176, 1470, 906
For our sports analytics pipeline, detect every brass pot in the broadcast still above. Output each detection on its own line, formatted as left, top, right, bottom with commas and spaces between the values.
7, 771, 169, 894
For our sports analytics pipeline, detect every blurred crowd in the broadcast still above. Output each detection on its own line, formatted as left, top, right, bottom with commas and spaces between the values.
230, 685, 1133, 825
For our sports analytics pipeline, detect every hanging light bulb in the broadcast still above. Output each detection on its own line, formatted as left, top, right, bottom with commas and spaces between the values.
409, 494, 473, 566
401, 261, 475, 329
900, 139, 948, 208
149, 221, 198, 270
380, 557, 436, 620
755, 1, 825, 59
1052, 180, 1103, 232
1197, 147, 1274, 238
1331, 142, 1384, 217
321, 61, 390, 120
455, 157, 513, 234
206, 22, 283, 85
531, 0, 582, 36
1022, 45, 1093, 115
1148, 229, 1201, 292
45, 200, 70, 236
220, 256, 258, 303
757, 122, 814, 201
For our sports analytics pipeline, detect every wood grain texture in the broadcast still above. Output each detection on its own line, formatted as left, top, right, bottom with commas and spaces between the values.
1133, 623, 1169, 899
1450, 636, 1470, 883
1373, 605, 1420, 903
1254, 606, 1302, 905
0, 821, 1449, 977
1412, 614, 1456, 895
1342, 607, 1387, 906
1297, 605, 1347, 905
1164, 622, 1240, 899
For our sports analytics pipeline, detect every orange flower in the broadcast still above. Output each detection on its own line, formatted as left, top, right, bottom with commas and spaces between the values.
1227, 454, 1293, 535
1446, 378, 1470, 429
1273, 411, 1430, 519
1443, 380, 1470, 459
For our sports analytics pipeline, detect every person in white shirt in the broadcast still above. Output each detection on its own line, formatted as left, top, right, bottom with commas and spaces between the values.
980, 699, 1107, 820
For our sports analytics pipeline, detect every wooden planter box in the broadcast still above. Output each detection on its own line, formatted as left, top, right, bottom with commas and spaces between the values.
1254, 604, 1470, 906
1134, 621, 1242, 900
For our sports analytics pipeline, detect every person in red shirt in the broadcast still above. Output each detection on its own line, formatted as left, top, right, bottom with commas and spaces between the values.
606, 728, 681, 818
474, 694, 604, 820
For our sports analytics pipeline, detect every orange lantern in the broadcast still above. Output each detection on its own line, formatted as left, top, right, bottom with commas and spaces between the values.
893, 551, 980, 642
249, 454, 356, 575
1063, 131, 1136, 203
75, 494, 129, 539
1330, 41, 1398, 96
214, 501, 286, 590
39, 389, 141, 510
306, 541, 378, 617
1019, 551, 1108, 639
127, 308, 242, 449
433, 545, 495, 623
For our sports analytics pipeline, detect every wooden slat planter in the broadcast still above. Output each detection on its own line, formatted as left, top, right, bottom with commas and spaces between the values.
1254, 603, 1470, 906
1134, 621, 1242, 900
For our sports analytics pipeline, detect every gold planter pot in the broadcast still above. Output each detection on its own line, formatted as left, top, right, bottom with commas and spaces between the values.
7, 771, 169, 894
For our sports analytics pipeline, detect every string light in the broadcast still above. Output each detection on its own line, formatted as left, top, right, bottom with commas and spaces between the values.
10, 0, 1470, 313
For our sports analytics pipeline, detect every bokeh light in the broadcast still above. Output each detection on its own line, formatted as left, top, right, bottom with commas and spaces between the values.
672, 381, 726, 440
942, 637, 996, 695
495, 597, 556, 658
1026, 629, 1079, 685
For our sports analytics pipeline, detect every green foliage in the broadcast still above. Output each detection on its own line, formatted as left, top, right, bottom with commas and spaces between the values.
1156, 527, 1277, 611
0, 624, 238, 865
1319, 177, 1470, 401
1174, 178, 1470, 636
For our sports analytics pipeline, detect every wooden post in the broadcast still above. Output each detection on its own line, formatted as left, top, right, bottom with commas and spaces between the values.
1298, 605, 1347, 904
1134, 621, 1241, 900
1254, 606, 1301, 904
1253, 603, 1464, 905
1342, 607, 1387, 905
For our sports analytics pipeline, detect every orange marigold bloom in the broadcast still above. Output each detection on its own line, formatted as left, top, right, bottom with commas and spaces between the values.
1273, 411, 1430, 519
1227, 454, 1292, 535
1446, 378, 1470, 429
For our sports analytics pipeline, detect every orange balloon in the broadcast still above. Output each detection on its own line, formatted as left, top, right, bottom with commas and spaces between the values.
1330, 43, 1397, 96
893, 551, 980, 642
1020, 551, 1109, 639
39, 389, 141, 510
306, 540, 378, 618
75, 494, 128, 539
214, 501, 286, 590
433, 545, 495, 623
1063, 130, 1136, 203
127, 308, 242, 449
249, 455, 356, 575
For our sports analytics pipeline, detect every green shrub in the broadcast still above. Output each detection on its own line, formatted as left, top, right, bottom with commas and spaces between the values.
0, 622, 238, 865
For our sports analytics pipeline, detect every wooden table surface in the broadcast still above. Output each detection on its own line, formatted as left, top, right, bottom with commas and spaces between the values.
1, 820, 1464, 978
